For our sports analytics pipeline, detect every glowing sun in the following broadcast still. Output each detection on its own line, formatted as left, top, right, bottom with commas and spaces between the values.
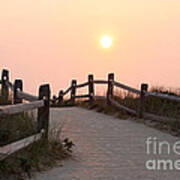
100, 35, 112, 48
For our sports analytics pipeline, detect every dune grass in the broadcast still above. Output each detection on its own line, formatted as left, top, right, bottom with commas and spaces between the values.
0, 125, 70, 180
77, 86, 180, 135
0, 112, 37, 146
0, 93, 70, 179
112, 87, 180, 119
0, 113, 70, 179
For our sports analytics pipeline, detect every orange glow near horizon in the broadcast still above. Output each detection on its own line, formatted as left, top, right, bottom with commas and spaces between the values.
0, 1, 180, 95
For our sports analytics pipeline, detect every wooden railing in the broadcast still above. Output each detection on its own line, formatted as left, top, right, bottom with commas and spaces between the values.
53, 73, 180, 122
1, 69, 180, 160
0, 69, 50, 160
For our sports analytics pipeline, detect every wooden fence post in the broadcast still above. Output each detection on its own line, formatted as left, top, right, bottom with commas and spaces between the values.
107, 73, 114, 104
88, 74, 94, 101
14, 79, 23, 104
38, 84, 50, 138
52, 95, 57, 106
1, 69, 9, 104
58, 90, 64, 106
71, 80, 77, 103
138, 83, 148, 118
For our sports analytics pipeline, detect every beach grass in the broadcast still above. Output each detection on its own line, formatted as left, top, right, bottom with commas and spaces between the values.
0, 93, 70, 179
77, 86, 180, 135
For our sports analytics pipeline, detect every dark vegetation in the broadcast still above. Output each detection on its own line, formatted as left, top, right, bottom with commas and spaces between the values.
2, 82, 180, 178
0, 137, 69, 180
0, 93, 70, 180
77, 87, 180, 136
0, 113, 36, 146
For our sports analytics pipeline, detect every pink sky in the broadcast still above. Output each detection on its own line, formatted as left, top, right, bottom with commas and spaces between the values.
1, 0, 180, 96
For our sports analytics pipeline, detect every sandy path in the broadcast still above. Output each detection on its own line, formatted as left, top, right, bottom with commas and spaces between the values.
32, 107, 180, 180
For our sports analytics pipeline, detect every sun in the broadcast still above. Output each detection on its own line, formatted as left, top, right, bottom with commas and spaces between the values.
100, 35, 112, 48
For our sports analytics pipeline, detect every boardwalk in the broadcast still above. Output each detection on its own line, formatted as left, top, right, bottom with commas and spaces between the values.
33, 107, 180, 180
